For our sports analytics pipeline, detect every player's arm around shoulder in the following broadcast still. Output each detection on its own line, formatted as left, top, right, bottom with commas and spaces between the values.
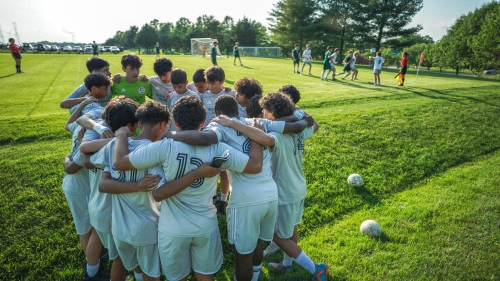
99, 171, 161, 194
212, 115, 275, 147
64, 97, 97, 131
161, 129, 218, 146
113, 127, 136, 171
64, 155, 82, 174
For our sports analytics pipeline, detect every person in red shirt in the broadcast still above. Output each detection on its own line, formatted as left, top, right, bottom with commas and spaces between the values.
398, 52, 408, 86
9, 38, 23, 74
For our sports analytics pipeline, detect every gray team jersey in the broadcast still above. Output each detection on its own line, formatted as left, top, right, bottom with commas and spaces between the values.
237, 104, 247, 118
205, 117, 279, 208
83, 119, 112, 233
69, 97, 104, 120
66, 83, 112, 109
186, 82, 199, 93
168, 89, 200, 132
149, 76, 174, 107
95, 138, 164, 245
269, 126, 314, 205
200, 90, 236, 127
62, 122, 90, 196
128, 139, 248, 237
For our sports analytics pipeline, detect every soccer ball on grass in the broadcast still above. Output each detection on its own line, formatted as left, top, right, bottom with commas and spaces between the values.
347, 174, 363, 187
360, 220, 382, 237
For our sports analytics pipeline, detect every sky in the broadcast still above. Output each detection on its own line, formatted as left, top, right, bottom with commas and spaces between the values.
0, 0, 493, 44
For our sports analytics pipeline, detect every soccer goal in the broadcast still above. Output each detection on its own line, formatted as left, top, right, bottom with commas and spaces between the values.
237, 47, 281, 58
191, 38, 222, 56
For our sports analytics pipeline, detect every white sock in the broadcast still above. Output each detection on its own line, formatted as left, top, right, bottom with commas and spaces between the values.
220, 193, 228, 202
282, 252, 293, 267
295, 251, 316, 274
134, 271, 144, 281
251, 265, 262, 281
326, 70, 331, 78
321, 72, 324, 79
86, 262, 100, 277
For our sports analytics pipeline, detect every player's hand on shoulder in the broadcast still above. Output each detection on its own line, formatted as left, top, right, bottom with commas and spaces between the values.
101, 130, 115, 139
112, 73, 122, 84
196, 162, 222, 178
224, 86, 232, 93
166, 89, 173, 99
252, 118, 265, 132
114, 126, 133, 138
137, 174, 161, 192
83, 96, 98, 105
212, 115, 232, 126
140, 74, 149, 83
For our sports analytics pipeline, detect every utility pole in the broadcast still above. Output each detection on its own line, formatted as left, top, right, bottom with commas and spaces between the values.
0, 25, 5, 43
13, 22, 21, 44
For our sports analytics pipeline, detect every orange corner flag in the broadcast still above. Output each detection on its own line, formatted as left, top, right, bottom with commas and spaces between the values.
420, 53, 425, 64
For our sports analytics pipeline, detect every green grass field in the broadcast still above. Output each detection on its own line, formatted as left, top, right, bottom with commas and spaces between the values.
1, 52, 499, 281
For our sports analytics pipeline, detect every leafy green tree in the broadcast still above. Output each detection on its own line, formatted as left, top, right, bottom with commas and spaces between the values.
135, 23, 158, 52
472, 3, 500, 71
158, 22, 174, 52
350, 0, 423, 51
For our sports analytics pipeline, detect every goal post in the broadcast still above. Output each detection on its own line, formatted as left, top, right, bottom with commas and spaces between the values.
237, 47, 281, 58
191, 38, 222, 56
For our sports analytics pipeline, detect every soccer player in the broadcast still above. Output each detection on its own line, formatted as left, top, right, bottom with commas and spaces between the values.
245, 95, 263, 118
337, 50, 354, 79
234, 42, 243, 66
211, 41, 218, 66
60, 57, 113, 110
372, 51, 384, 86
113, 96, 265, 281
292, 44, 301, 73
201, 44, 208, 57
320, 46, 334, 81
8, 38, 23, 74
399, 52, 409, 86
167, 68, 200, 131
301, 44, 312, 75
92, 41, 99, 56
149, 58, 174, 106
111, 53, 152, 104
200, 66, 236, 128
155, 42, 160, 58
234, 77, 263, 118
349, 51, 360, 80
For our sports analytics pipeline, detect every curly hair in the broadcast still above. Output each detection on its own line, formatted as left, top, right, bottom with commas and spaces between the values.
214, 95, 239, 117
121, 53, 143, 69
102, 96, 139, 132
172, 96, 206, 131
153, 58, 172, 76
246, 95, 263, 118
259, 92, 294, 119
135, 101, 171, 126
171, 68, 188, 85
192, 69, 206, 83
205, 66, 225, 83
234, 77, 262, 99
86, 57, 109, 73
278, 84, 300, 104
84, 72, 111, 91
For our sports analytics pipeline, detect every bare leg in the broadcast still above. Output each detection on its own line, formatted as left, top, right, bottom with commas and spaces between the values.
233, 245, 254, 281
79, 230, 92, 256
193, 272, 214, 281
86, 228, 103, 266
111, 256, 127, 281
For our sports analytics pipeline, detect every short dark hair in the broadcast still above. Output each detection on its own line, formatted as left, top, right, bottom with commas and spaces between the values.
334, 48, 339, 52
102, 96, 139, 132
171, 68, 188, 85
260, 92, 294, 119
376, 51, 381, 56
214, 95, 239, 117
192, 69, 206, 83
153, 58, 172, 76
86, 57, 109, 73
205, 66, 225, 83
278, 84, 300, 104
121, 53, 142, 69
234, 77, 262, 99
294, 44, 299, 47
403, 52, 409, 56
246, 95, 262, 118
172, 96, 206, 131
327, 46, 333, 50
84, 72, 111, 91
135, 101, 171, 126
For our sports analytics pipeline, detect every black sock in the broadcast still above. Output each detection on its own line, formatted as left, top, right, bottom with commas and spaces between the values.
16, 65, 20, 73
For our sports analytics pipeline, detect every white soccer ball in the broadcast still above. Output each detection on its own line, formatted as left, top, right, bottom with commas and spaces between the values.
360, 220, 382, 237
347, 174, 363, 187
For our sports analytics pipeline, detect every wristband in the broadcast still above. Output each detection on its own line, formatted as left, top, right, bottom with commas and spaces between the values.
293, 109, 305, 120
93, 124, 109, 135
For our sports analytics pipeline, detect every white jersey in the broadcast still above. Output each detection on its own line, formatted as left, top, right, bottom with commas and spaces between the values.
237, 104, 247, 118
149, 76, 174, 107
269, 126, 314, 205
331, 53, 337, 64
186, 82, 198, 93
168, 89, 200, 131
83, 119, 111, 233
62, 122, 90, 196
350, 56, 357, 67
128, 139, 249, 237
373, 56, 384, 70
200, 90, 236, 127
205, 117, 279, 208
95, 138, 164, 245
302, 49, 312, 62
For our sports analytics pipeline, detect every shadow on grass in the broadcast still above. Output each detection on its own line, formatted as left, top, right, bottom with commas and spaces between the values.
240, 65, 254, 70
376, 232, 391, 242
0, 73, 17, 79
400, 86, 500, 108
353, 184, 382, 206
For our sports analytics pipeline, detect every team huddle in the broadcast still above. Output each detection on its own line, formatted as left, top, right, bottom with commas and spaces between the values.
60, 53, 327, 281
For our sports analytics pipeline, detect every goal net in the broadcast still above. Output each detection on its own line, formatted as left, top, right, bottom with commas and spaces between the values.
191, 38, 222, 56
236, 47, 281, 58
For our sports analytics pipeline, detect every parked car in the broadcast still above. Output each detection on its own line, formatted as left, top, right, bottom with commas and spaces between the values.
73, 46, 82, 53
119, 46, 124, 52
51, 45, 59, 52
0, 43, 8, 50
62, 46, 73, 52
85, 45, 93, 53
110, 46, 119, 53
22, 43, 34, 51
102, 46, 111, 52
34, 43, 47, 52
484, 69, 498, 75
45, 45, 52, 52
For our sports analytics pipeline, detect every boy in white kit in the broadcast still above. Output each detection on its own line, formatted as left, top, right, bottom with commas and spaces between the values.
149, 58, 174, 106
200, 66, 236, 128
300, 44, 313, 75
372, 51, 384, 86
167, 68, 200, 131
233, 77, 263, 119
113, 96, 264, 281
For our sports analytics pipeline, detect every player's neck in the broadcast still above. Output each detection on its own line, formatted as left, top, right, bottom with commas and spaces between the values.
210, 87, 223, 95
